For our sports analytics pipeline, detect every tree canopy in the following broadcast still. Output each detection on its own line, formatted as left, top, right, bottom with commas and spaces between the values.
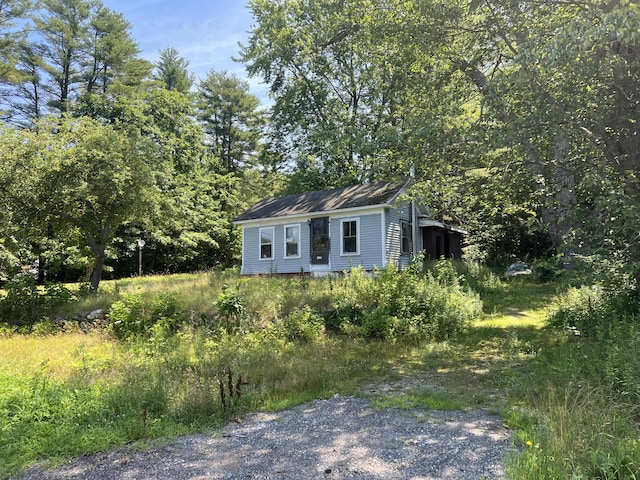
0, 116, 157, 290
1, 0, 639, 289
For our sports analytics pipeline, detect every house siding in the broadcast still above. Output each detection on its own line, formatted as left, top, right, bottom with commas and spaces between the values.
240, 211, 385, 275
330, 213, 382, 271
385, 201, 413, 269
241, 222, 309, 275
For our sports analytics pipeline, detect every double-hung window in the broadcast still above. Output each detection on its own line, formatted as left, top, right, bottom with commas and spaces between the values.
341, 218, 359, 255
400, 220, 412, 255
259, 227, 274, 260
284, 224, 300, 258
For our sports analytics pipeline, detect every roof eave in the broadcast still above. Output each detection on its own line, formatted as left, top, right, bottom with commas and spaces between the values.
233, 203, 390, 226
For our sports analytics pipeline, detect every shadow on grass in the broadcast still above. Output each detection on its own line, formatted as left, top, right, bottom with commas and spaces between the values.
411, 278, 563, 411
480, 280, 561, 314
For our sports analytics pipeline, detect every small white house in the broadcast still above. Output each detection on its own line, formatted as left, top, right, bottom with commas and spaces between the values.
233, 181, 465, 276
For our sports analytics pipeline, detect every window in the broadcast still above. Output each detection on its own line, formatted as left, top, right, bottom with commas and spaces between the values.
259, 227, 274, 259
341, 218, 359, 255
284, 224, 300, 258
401, 220, 412, 255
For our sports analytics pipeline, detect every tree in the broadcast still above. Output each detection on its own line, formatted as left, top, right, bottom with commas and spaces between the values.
145, 162, 241, 272
153, 47, 194, 93
4, 0, 149, 121
0, 116, 158, 290
0, 0, 34, 123
0, 0, 32, 82
240, 1, 396, 187
75, 86, 243, 274
32, 0, 94, 113
455, 0, 640, 279
1, 42, 45, 126
196, 70, 263, 173
83, 5, 151, 94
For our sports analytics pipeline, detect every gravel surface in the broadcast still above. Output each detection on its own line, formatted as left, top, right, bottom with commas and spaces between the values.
18, 394, 516, 479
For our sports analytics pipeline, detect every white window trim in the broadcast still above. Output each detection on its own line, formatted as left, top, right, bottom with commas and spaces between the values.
259, 226, 275, 261
283, 223, 301, 259
340, 217, 360, 256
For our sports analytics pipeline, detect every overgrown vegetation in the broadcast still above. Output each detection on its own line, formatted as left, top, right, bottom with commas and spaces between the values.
0, 276, 76, 326
1, 264, 639, 479
508, 285, 640, 479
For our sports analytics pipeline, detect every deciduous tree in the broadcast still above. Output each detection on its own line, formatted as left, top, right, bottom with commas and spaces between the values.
0, 116, 158, 290
241, 0, 462, 189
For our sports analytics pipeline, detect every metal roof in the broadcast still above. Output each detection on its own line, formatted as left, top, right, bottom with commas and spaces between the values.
234, 180, 408, 223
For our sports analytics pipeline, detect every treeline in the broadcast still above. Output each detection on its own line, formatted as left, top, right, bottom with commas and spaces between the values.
0, 0, 268, 289
1, 0, 639, 290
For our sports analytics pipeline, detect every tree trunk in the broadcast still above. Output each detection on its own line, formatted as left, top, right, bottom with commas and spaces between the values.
89, 246, 106, 291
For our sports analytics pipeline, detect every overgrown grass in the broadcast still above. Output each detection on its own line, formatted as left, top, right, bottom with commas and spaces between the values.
505, 284, 640, 478
0, 264, 481, 477
1, 264, 639, 479
0, 328, 416, 477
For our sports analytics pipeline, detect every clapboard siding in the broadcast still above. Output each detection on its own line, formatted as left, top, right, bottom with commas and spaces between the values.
241, 222, 309, 275
241, 212, 385, 274
385, 201, 412, 269
330, 213, 383, 271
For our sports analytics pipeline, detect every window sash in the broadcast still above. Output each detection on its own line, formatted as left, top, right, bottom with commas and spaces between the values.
285, 225, 300, 258
342, 219, 358, 254
259, 227, 274, 259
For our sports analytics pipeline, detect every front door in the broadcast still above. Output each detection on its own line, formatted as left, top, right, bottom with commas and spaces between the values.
310, 217, 330, 265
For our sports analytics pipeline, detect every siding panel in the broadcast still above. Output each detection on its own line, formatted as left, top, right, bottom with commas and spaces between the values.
330, 213, 383, 271
385, 201, 412, 269
241, 223, 311, 274
240, 209, 407, 274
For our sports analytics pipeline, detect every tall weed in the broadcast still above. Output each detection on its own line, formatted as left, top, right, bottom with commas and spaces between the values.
108, 293, 186, 341
508, 384, 640, 479
331, 264, 481, 342
0, 276, 75, 327
547, 286, 640, 405
509, 283, 640, 479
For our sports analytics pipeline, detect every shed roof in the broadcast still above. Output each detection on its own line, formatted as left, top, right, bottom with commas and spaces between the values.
234, 180, 408, 223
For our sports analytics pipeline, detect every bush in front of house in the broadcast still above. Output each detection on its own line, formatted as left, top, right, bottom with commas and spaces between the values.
328, 263, 482, 343
283, 305, 325, 342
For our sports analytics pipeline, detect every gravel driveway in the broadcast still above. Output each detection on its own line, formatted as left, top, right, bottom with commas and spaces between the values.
18, 394, 516, 479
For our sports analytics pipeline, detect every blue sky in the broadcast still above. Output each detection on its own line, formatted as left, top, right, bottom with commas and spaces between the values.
104, 0, 266, 99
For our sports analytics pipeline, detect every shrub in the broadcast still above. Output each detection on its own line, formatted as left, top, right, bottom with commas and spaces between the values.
548, 286, 639, 338
214, 283, 249, 333
31, 318, 59, 336
151, 293, 186, 334
322, 299, 363, 333
0, 276, 75, 326
548, 285, 640, 408
326, 263, 481, 343
361, 307, 394, 339
108, 293, 186, 341
108, 294, 147, 340
283, 306, 325, 342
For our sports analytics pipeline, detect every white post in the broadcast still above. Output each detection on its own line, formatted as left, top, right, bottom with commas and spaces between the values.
410, 166, 418, 259
136, 239, 145, 276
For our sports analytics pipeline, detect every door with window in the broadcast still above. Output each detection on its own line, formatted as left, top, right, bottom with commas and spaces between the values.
310, 217, 329, 265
